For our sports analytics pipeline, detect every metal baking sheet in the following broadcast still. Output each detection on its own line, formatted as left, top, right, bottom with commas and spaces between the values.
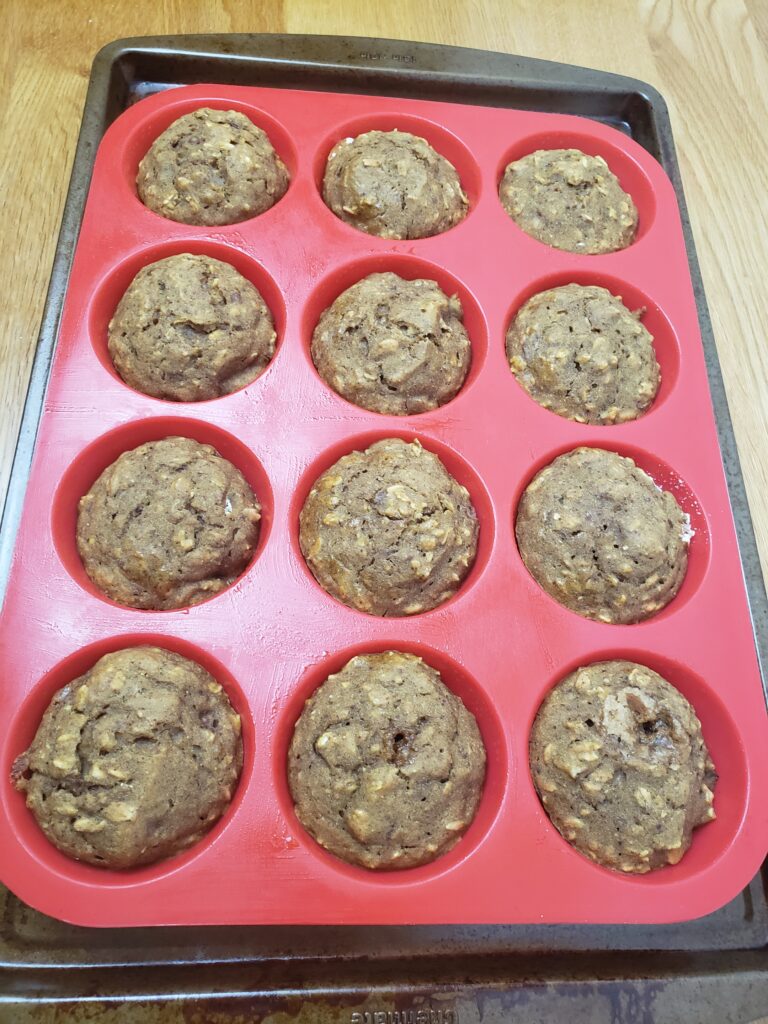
0, 33, 765, 1022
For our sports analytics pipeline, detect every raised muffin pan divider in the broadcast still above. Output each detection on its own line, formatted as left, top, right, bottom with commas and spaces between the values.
0, 78, 766, 928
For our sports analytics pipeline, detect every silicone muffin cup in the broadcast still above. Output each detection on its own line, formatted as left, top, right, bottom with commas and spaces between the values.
0, 84, 765, 927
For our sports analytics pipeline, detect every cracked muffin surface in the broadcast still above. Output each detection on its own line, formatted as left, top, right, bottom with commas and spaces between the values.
530, 660, 717, 873
108, 253, 276, 402
516, 447, 689, 624
499, 148, 637, 254
12, 646, 243, 868
77, 437, 260, 610
506, 284, 659, 424
299, 438, 478, 616
137, 107, 289, 226
288, 651, 486, 869
311, 272, 471, 415
322, 129, 468, 239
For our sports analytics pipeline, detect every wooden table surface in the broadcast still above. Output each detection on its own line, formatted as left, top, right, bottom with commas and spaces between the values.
1, 4, 767, 1019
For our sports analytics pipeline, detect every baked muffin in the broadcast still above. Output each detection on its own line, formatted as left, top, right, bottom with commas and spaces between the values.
77, 437, 260, 610
12, 646, 243, 868
322, 129, 468, 239
311, 272, 471, 415
137, 108, 289, 226
516, 447, 690, 623
530, 660, 717, 873
499, 148, 638, 254
108, 254, 277, 402
506, 284, 659, 423
288, 651, 486, 869
299, 438, 478, 616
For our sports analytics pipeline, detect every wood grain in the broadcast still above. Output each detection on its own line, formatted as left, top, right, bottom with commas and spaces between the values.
1, 0, 767, 590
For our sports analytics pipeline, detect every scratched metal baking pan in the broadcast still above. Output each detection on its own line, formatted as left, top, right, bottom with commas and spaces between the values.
0, 33, 766, 1023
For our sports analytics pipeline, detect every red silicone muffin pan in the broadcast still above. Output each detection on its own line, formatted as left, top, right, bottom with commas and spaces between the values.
0, 83, 766, 928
